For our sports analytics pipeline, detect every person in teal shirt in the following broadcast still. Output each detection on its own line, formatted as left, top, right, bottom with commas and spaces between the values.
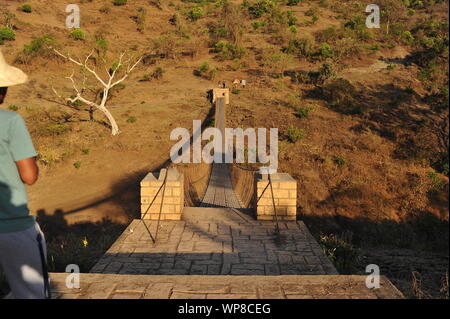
0, 49, 50, 299
0, 109, 38, 232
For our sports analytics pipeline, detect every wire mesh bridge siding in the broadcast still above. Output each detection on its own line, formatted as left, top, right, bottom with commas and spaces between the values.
200, 97, 243, 208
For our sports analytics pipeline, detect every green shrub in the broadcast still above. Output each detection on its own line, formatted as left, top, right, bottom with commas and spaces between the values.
19, 4, 33, 13
0, 27, 15, 42
67, 95, 83, 107
319, 232, 359, 274
387, 64, 396, 70
248, 0, 277, 18
127, 116, 137, 123
287, 0, 301, 5
24, 35, 55, 55
304, 8, 316, 17
111, 60, 122, 72
214, 40, 245, 60
8, 104, 19, 111
195, 61, 217, 80
69, 28, 86, 40
81, 147, 90, 155
286, 10, 297, 26
427, 171, 447, 195
289, 25, 298, 34
333, 155, 346, 166
252, 21, 265, 30
231, 88, 240, 94
186, 7, 203, 21
295, 104, 315, 118
318, 62, 334, 82
152, 66, 164, 79
344, 15, 365, 30
199, 61, 210, 73
343, 15, 373, 41
95, 38, 108, 52
296, 107, 309, 118
287, 127, 305, 143
113, 0, 127, 5
73, 161, 82, 169
315, 26, 340, 43
402, 31, 414, 45
319, 43, 333, 59
283, 37, 315, 57
141, 67, 164, 82
432, 144, 449, 176
140, 74, 152, 82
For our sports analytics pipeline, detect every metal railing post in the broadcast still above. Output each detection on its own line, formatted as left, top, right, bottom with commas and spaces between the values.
268, 173, 280, 235
138, 169, 168, 244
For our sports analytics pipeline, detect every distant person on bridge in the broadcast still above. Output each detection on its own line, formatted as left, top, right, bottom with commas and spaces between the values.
0, 50, 50, 299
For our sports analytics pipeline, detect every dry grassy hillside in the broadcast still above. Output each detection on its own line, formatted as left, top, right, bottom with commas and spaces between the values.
0, 0, 448, 298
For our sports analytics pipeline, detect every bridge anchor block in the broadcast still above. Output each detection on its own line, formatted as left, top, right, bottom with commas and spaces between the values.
140, 168, 184, 220
254, 172, 297, 221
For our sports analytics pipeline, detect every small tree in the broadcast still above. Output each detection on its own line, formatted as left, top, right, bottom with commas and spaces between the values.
380, 0, 407, 35
262, 49, 293, 78
52, 49, 142, 135
221, 2, 244, 45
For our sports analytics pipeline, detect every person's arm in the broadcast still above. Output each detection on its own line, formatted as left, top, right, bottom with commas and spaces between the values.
16, 157, 39, 185
8, 114, 38, 185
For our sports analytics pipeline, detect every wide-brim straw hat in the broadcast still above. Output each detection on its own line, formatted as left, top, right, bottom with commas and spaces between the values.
0, 49, 28, 87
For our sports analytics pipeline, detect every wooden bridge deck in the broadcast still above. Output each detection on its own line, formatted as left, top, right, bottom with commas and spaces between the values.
200, 163, 242, 208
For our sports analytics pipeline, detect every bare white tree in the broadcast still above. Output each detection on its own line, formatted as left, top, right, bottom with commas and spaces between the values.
52, 49, 142, 136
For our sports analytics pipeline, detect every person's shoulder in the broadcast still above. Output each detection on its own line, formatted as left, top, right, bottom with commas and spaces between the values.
0, 109, 22, 121
0, 109, 25, 130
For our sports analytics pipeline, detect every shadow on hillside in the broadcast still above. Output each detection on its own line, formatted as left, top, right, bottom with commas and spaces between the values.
302, 80, 449, 170
300, 210, 449, 253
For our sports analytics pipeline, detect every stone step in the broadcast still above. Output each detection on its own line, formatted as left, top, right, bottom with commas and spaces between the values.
49, 273, 404, 299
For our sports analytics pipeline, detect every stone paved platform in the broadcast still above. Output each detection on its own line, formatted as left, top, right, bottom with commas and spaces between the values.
49, 273, 404, 299
90, 207, 338, 275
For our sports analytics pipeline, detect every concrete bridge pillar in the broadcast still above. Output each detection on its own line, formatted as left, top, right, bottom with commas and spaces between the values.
254, 172, 297, 221
212, 88, 230, 105
140, 168, 184, 220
